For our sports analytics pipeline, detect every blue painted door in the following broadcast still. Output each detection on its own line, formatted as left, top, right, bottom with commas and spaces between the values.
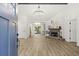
0, 17, 9, 56
0, 17, 18, 56
9, 21, 18, 56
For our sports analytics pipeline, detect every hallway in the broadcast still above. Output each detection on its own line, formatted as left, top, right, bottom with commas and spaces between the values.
18, 35, 79, 56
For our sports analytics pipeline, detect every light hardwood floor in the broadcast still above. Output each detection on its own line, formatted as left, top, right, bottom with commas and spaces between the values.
18, 35, 79, 56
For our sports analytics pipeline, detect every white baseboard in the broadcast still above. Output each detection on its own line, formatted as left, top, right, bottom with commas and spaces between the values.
65, 39, 76, 42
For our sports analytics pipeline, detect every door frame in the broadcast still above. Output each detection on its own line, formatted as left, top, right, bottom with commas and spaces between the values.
8, 20, 18, 56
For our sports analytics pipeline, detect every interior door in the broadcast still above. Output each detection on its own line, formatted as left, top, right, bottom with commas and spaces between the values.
9, 21, 18, 56
0, 17, 9, 56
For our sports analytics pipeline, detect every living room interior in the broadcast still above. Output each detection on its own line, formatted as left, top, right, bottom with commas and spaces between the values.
0, 3, 79, 56
18, 3, 79, 56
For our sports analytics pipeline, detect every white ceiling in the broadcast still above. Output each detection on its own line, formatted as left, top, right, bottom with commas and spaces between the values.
18, 4, 68, 23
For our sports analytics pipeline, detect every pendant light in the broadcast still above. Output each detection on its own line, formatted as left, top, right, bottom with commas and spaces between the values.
33, 5, 45, 15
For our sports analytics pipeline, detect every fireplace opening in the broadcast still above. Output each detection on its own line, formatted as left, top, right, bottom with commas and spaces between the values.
50, 32, 58, 37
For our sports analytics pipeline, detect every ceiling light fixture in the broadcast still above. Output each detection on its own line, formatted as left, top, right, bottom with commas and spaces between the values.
33, 5, 45, 15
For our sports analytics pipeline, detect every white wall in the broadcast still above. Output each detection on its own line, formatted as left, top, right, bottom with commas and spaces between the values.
18, 15, 30, 39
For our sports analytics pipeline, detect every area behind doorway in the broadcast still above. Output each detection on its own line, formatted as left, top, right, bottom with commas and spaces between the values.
18, 3, 79, 56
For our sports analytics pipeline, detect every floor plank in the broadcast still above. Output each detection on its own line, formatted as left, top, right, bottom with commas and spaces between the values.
18, 35, 79, 56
